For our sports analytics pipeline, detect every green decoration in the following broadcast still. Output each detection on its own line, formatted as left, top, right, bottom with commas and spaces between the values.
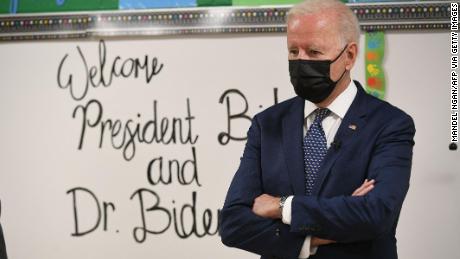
17, 0, 118, 13
0, 1, 10, 13
232, 0, 301, 5
197, 0, 231, 6
365, 31, 386, 100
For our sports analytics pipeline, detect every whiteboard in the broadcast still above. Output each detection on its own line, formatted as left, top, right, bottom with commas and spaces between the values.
0, 31, 458, 259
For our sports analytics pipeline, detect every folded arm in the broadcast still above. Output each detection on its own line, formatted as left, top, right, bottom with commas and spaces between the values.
220, 116, 305, 258
289, 114, 415, 242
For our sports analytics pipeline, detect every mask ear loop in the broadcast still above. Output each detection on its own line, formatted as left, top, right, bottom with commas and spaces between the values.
330, 44, 349, 83
332, 66, 348, 84
331, 44, 349, 63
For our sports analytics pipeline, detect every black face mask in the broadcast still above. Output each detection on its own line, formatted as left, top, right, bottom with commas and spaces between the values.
289, 45, 348, 103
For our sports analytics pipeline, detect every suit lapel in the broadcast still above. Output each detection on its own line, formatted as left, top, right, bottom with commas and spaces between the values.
311, 81, 368, 196
282, 96, 306, 195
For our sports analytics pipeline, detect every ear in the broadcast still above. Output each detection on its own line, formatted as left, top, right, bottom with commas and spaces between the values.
345, 42, 358, 70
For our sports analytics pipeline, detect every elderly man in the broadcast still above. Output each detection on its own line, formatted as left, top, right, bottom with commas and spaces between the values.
220, 0, 415, 259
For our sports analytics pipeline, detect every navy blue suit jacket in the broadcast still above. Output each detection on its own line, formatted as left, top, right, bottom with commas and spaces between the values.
220, 81, 415, 259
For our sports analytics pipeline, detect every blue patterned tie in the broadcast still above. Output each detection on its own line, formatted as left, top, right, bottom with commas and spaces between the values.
303, 108, 331, 196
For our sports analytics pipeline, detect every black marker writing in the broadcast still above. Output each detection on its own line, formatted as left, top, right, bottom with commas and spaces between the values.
72, 98, 198, 161
218, 89, 251, 145
130, 189, 220, 243
218, 88, 279, 145
147, 146, 201, 187
57, 39, 163, 101
130, 188, 171, 243
67, 187, 116, 236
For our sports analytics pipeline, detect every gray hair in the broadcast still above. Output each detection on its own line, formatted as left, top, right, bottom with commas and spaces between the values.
287, 0, 361, 47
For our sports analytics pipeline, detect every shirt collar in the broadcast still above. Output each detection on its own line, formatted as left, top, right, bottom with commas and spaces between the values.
304, 79, 358, 119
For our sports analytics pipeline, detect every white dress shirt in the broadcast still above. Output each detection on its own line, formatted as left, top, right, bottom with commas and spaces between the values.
282, 79, 358, 258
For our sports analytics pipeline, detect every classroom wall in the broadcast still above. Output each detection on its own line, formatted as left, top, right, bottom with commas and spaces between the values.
0, 29, 458, 258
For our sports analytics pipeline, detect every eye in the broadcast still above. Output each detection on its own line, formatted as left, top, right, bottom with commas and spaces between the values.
289, 49, 299, 56
309, 49, 322, 55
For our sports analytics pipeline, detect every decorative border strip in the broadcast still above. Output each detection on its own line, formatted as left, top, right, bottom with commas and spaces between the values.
0, 1, 451, 41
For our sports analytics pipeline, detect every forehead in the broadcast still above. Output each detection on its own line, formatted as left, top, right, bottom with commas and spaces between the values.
287, 12, 338, 48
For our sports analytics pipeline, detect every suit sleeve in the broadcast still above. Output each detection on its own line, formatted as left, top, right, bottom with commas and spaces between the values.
220, 115, 306, 258
290, 113, 415, 243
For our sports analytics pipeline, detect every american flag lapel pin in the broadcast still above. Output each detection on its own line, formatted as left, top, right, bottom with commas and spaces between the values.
348, 124, 357, 131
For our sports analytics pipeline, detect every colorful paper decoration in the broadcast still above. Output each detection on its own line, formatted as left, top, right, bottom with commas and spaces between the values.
233, 0, 301, 6
348, 0, 402, 2
197, 0, 231, 7
120, 0, 196, 9
365, 31, 386, 100
16, 0, 118, 13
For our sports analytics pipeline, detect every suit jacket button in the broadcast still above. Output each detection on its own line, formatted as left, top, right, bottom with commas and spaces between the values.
275, 228, 280, 236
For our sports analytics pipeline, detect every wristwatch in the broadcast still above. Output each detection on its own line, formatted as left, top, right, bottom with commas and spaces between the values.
279, 196, 288, 217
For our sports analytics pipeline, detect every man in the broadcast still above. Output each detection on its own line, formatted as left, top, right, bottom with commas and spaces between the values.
220, 0, 415, 259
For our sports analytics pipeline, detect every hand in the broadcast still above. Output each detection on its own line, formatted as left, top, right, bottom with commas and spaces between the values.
252, 194, 281, 219
311, 236, 336, 246
311, 179, 375, 247
352, 179, 375, 196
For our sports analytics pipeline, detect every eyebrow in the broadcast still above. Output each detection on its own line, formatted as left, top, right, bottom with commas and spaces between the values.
287, 41, 326, 52
308, 44, 324, 50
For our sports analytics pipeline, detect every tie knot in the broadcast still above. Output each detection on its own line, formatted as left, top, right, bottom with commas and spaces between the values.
314, 108, 330, 122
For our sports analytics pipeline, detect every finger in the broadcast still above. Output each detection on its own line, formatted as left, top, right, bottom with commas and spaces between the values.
352, 180, 372, 195
354, 184, 373, 196
352, 187, 360, 196
317, 238, 336, 245
353, 180, 374, 196
359, 179, 375, 190
354, 184, 374, 196
363, 179, 375, 186
360, 184, 375, 195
